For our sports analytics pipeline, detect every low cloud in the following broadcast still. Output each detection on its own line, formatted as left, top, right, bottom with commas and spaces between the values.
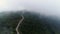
0, 0, 60, 17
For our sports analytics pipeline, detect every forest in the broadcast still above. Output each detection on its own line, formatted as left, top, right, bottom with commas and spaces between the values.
0, 10, 60, 34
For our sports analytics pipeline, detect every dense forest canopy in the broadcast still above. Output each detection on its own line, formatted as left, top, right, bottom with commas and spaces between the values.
0, 10, 60, 34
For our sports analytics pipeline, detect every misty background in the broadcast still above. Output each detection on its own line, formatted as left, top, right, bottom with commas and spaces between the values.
0, 0, 60, 17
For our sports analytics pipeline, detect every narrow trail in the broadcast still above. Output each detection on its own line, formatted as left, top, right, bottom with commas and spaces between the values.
16, 15, 24, 34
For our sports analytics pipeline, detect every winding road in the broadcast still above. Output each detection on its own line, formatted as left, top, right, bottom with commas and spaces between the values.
16, 15, 24, 34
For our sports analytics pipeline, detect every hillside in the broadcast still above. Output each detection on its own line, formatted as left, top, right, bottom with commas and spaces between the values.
0, 10, 60, 34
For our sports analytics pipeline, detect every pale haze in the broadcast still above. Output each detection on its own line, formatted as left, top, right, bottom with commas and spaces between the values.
0, 0, 60, 17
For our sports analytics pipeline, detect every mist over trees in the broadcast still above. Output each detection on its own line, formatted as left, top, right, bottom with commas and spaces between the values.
0, 10, 60, 34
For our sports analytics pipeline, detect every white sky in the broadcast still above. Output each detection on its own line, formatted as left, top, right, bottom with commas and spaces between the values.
0, 0, 25, 11
0, 0, 60, 17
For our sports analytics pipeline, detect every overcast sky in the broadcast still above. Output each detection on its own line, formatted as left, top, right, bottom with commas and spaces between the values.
0, 0, 60, 17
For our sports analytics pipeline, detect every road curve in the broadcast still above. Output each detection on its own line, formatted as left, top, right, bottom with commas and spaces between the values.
16, 15, 24, 34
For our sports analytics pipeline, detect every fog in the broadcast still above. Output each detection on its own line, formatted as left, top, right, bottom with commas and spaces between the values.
0, 0, 60, 17
20, 0, 60, 17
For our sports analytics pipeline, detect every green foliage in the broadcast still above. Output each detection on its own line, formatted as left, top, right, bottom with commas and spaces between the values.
19, 12, 52, 34
0, 11, 56, 34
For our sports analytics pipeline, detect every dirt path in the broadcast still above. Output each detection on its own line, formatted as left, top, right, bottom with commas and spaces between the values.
16, 16, 24, 34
